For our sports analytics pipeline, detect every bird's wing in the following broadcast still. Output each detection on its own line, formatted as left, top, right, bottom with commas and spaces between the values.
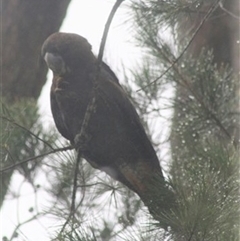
50, 90, 74, 142
98, 68, 161, 170
98, 75, 165, 195
101, 62, 120, 85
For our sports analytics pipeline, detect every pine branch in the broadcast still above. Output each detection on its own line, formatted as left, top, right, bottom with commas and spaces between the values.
137, 0, 220, 92
59, 151, 82, 235
0, 145, 73, 172
1, 115, 54, 150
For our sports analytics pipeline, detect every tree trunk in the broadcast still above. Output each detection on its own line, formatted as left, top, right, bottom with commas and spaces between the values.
179, 0, 239, 72
1, 0, 71, 208
1, 0, 71, 101
170, 0, 239, 179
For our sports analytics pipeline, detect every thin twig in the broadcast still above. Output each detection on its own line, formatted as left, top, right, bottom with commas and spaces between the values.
152, 37, 235, 146
9, 213, 44, 241
148, 3, 235, 146
74, 160, 87, 211
0, 145, 73, 172
137, 0, 220, 92
175, 66, 236, 146
1, 115, 54, 150
97, 0, 125, 64
219, 1, 240, 19
60, 151, 82, 234
78, 0, 125, 138
134, 0, 235, 144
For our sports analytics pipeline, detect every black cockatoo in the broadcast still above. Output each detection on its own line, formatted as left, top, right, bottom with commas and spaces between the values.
41, 33, 172, 212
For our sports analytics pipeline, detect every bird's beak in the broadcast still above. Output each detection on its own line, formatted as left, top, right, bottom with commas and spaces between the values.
44, 52, 67, 75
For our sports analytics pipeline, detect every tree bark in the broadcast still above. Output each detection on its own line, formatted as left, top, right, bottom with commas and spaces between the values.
1, 0, 71, 102
179, 0, 239, 72
1, 0, 71, 209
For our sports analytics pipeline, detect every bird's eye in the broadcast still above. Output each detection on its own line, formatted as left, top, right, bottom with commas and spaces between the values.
44, 52, 67, 75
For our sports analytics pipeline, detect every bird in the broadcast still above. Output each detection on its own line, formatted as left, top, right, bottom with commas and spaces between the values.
41, 32, 171, 207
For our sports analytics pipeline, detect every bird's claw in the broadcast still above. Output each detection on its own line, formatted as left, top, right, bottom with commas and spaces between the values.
74, 132, 91, 151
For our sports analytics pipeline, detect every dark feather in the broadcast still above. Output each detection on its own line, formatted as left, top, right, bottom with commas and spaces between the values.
42, 32, 165, 197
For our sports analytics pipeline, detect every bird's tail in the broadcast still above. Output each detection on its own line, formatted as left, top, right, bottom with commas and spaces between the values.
118, 160, 176, 229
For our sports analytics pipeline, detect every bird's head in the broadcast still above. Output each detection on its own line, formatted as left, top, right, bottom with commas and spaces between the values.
41, 32, 96, 76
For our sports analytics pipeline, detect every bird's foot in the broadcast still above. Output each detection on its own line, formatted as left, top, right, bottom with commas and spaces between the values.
74, 132, 91, 152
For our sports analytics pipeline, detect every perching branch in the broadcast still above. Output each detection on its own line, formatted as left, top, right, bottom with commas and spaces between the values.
59, 0, 125, 234
97, 0, 125, 64
76, 0, 125, 140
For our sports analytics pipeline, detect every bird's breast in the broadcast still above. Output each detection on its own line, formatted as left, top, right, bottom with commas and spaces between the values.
52, 76, 70, 93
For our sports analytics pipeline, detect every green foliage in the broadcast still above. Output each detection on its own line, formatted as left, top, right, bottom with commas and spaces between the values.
132, 0, 216, 30
0, 99, 57, 204
2, 1, 239, 240
168, 143, 239, 240
128, 0, 240, 240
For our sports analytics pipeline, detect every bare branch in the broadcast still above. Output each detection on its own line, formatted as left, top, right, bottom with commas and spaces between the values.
219, 2, 240, 19
97, 0, 125, 64
9, 214, 44, 241
77, 0, 125, 141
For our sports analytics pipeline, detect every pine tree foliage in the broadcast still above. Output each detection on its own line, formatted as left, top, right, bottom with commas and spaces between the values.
0, 99, 57, 206
46, 153, 145, 240
2, 1, 239, 240
127, 0, 240, 240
